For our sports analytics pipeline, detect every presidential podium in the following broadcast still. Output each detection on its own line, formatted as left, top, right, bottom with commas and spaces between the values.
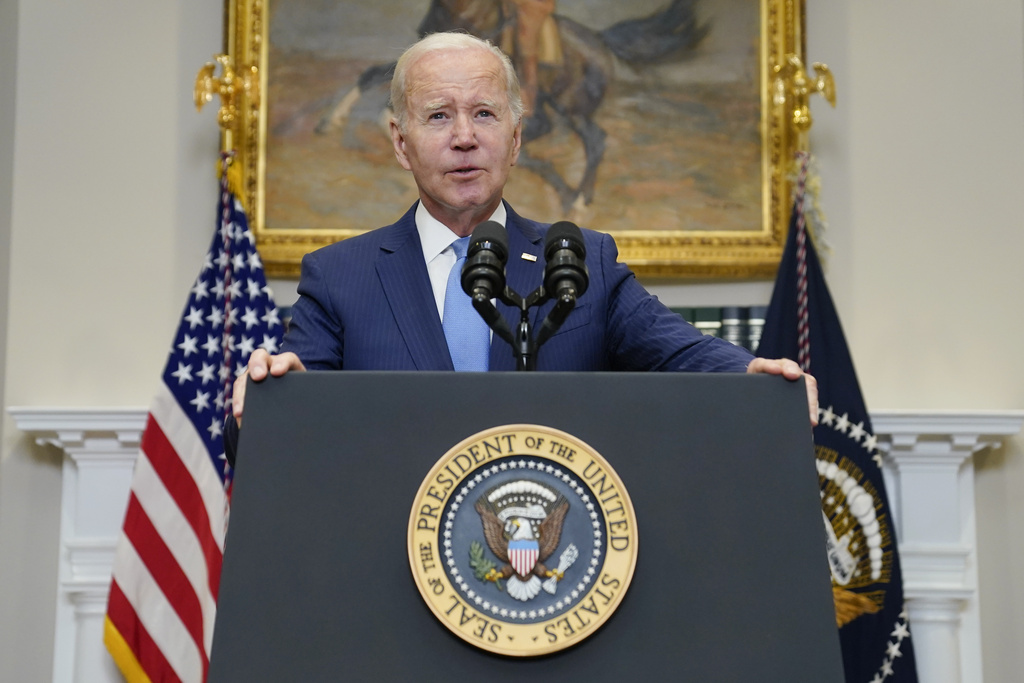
209, 372, 843, 681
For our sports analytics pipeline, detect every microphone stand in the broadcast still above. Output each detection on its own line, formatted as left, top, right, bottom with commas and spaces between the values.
472, 286, 576, 372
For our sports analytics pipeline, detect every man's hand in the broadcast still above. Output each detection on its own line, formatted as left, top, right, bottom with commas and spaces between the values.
232, 349, 306, 427
746, 357, 819, 426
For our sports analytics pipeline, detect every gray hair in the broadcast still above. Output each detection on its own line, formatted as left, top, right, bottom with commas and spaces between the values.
390, 32, 524, 132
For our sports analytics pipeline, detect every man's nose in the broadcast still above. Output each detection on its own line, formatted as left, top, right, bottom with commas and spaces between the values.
451, 114, 477, 149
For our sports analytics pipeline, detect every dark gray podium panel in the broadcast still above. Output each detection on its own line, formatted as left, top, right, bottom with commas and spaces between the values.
210, 372, 842, 682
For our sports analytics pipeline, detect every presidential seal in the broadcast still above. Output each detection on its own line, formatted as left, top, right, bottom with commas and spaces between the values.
408, 424, 638, 657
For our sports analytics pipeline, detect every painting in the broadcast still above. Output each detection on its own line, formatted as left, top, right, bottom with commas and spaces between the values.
226, 0, 806, 277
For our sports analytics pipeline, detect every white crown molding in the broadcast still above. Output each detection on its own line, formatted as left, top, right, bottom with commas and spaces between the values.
8, 406, 147, 431
8, 407, 147, 452
872, 409, 1024, 451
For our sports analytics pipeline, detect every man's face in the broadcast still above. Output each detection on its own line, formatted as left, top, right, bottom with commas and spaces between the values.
390, 47, 522, 235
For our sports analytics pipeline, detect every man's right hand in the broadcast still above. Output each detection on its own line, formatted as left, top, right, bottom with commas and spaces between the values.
232, 349, 306, 427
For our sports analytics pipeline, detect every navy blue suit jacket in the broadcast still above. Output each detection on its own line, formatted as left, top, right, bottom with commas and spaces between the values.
282, 203, 753, 373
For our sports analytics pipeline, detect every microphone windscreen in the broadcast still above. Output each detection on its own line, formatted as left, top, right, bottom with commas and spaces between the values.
470, 221, 509, 262
544, 221, 585, 259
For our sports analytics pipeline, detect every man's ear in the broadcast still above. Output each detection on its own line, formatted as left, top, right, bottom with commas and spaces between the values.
390, 119, 412, 171
510, 120, 522, 167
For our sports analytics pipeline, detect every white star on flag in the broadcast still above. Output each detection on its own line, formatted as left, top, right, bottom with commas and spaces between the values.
190, 390, 211, 413
241, 307, 260, 330
262, 306, 281, 328
185, 307, 205, 328
178, 334, 199, 357
197, 362, 217, 385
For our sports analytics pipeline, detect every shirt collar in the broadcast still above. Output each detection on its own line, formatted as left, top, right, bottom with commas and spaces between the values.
415, 201, 507, 264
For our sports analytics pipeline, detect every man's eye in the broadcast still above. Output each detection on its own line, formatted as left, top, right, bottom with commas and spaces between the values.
477, 110, 494, 118
428, 112, 447, 120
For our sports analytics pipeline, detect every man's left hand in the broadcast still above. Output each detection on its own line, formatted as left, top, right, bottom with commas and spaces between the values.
746, 357, 819, 426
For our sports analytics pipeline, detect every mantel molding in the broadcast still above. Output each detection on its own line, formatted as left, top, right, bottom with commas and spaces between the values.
8, 406, 147, 431
8, 406, 1023, 683
8, 407, 147, 452
872, 409, 1024, 455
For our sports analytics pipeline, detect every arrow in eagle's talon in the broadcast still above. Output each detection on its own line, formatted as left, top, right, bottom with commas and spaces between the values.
542, 543, 579, 594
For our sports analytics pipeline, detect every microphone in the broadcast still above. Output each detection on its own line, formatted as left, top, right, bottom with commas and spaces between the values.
460, 221, 515, 349
461, 220, 509, 302
534, 222, 589, 348
543, 221, 589, 303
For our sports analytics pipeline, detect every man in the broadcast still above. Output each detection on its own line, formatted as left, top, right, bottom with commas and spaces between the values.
504, 0, 561, 118
232, 32, 816, 432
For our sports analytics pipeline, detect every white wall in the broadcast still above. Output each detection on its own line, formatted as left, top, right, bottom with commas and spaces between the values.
0, 0, 17, 442
0, 0, 220, 679
1, 0, 1022, 680
0, 0, 21, 665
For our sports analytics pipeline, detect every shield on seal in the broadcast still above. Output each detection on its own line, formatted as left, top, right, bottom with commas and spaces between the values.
508, 538, 540, 577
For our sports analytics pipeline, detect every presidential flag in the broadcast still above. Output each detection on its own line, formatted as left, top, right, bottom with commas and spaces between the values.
757, 155, 918, 683
104, 155, 283, 682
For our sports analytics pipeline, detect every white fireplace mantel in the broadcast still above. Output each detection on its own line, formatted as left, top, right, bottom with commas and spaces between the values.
9, 408, 147, 683
10, 406, 1023, 683
871, 410, 1024, 683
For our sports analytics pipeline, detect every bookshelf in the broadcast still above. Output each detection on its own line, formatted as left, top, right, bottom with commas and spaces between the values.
670, 306, 769, 353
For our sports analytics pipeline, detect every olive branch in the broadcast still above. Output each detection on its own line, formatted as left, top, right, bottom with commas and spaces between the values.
469, 541, 503, 591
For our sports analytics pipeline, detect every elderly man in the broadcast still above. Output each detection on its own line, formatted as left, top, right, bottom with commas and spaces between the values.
232, 32, 816, 432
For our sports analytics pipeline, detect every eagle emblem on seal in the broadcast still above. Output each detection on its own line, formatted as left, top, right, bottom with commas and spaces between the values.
473, 479, 577, 601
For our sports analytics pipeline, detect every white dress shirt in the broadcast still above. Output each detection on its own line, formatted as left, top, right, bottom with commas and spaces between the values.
415, 201, 507, 322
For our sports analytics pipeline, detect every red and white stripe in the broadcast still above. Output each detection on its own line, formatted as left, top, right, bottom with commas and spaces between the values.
510, 546, 539, 578
106, 383, 227, 682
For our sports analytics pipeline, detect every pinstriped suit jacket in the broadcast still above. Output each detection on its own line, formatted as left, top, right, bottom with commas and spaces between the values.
281, 202, 753, 373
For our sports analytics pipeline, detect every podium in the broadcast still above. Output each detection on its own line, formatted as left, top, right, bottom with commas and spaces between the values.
210, 372, 843, 681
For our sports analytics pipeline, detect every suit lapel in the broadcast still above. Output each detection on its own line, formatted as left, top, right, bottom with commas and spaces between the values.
376, 208, 455, 371
490, 205, 546, 371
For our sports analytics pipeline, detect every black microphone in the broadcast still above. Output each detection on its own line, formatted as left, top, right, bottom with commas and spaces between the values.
543, 221, 589, 303
461, 220, 509, 302
534, 222, 589, 349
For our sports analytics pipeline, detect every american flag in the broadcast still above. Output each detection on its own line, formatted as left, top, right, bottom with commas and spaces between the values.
104, 157, 283, 682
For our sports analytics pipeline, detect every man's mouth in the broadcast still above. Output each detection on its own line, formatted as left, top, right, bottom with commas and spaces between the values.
449, 166, 482, 177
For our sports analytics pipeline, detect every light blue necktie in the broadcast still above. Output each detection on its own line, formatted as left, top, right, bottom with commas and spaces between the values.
442, 236, 490, 371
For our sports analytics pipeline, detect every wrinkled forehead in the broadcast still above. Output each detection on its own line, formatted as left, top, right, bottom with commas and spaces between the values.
405, 47, 508, 104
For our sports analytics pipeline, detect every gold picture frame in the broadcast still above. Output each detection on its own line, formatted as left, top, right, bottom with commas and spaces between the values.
223, 0, 809, 278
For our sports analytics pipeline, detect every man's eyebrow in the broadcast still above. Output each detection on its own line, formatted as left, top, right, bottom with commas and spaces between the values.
422, 99, 501, 112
